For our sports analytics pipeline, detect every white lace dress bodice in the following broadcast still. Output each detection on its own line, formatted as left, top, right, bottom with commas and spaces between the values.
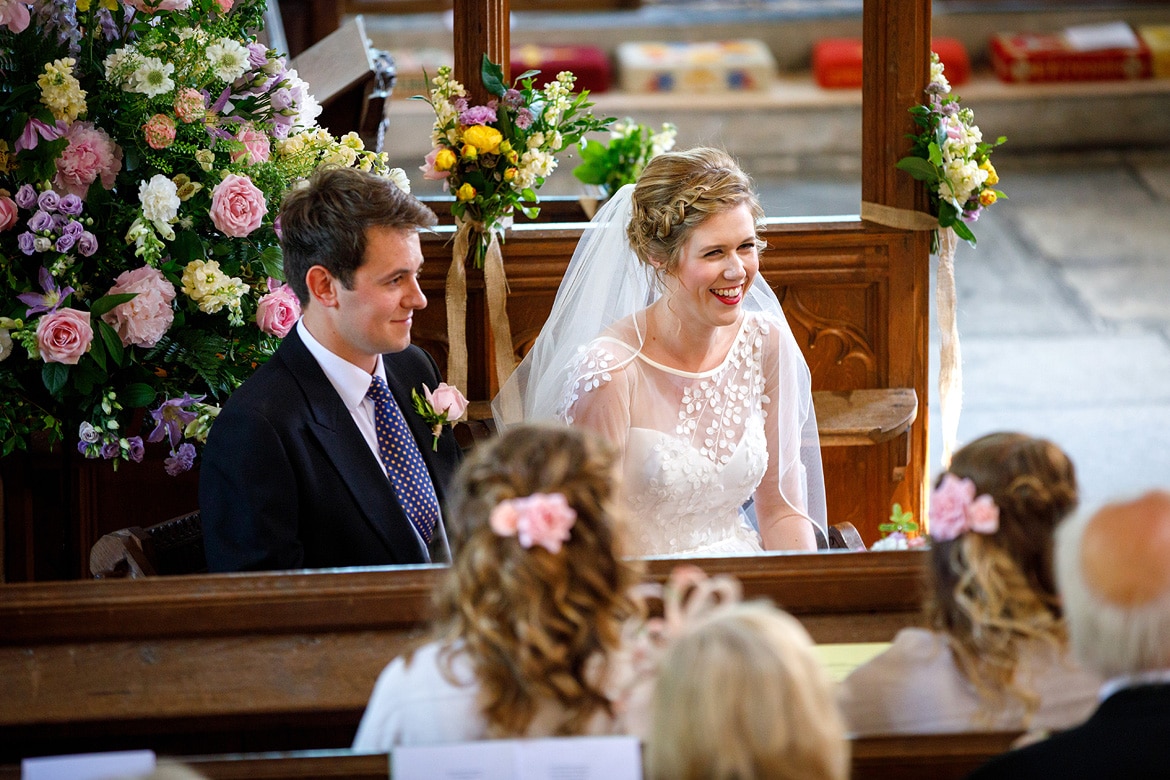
559, 312, 813, 557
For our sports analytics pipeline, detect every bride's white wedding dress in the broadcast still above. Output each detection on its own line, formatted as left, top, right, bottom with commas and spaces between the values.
557, 311, 817, 557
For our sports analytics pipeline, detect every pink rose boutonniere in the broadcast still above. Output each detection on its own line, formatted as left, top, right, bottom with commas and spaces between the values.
411, 382, 468, 450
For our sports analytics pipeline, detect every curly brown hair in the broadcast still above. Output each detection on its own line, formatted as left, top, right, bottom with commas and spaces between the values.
627, 147, 765, 274
924, 432, 1079, 724
433, 423, 642, 737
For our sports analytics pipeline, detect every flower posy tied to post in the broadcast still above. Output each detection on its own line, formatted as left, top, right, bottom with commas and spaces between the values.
892, 53, 1007, 468
0, 0, 410, 472
417, 56, 612, 395
411, 382, 468, 451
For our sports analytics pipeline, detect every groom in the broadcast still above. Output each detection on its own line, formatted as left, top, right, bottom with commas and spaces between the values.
200, 167, 461, 572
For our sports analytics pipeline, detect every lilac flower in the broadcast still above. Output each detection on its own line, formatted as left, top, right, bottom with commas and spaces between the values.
78, 421, 101, 443
15, 183, 37, 209
269, 86, 292, 112
164, 442, 197, 476
18, 232, 36, 255
18, 267, 74, 316
459, 104, 497, 126
96, 4, 118, 40
247, 42, 268, 69
62, 219, 84, 238
452, 97, 468, 113
55, 232, 77, 253
27, 210, 54, 233
77, 231, 98, 256
126, 436, 145, 464
502, 88, 523, 109
58, 193, 83, 215
514, 108, 534, 130
78, 440, 99, 458
37, 190, 61, 212
15, 118, 66, 153
148, 393, 205, 449
100, 440, 120, 459
962, 206, 982, 223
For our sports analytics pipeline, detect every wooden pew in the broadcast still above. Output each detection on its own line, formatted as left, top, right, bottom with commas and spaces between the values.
0, 552, 926, 762
0, 732, 1023, 780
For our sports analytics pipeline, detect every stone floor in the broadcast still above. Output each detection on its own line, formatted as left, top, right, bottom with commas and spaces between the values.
753, 147, 1170, 514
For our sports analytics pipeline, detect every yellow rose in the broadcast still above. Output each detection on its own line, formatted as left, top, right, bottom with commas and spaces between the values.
504, 167, 517, 182
463, 125, 503, 155
456, 183, 477, 202
980, 160, 999, 186
460, 143, 478, 162
434, 148, 457, 171
979, 190, 997, 207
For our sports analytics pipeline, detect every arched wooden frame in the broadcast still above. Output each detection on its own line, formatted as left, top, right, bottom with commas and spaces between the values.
0, 0, 934, 760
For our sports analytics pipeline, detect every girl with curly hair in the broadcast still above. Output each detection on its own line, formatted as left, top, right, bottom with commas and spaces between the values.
839, 432, 1102, 735
352, 423, 642, 748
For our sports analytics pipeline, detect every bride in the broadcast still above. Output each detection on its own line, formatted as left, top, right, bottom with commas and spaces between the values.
494, 148, 826, 556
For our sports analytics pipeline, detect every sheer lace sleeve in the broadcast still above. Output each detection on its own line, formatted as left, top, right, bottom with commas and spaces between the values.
752, 313, 827, 548
558, 337, 638, 460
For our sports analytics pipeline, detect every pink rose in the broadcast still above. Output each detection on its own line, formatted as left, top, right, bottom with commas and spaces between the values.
929, 474, 1000, 542
101, 265, 177, 347
213, 0, 233, 12
255, 279, 301, 337
53, 122, 123, 199
424, 382, 468, 420
36, 307, 93, 365
1, 0, 30, 33
125, 0, 191, 12
142, 113, 177, 150
209, 173, 267, 237
0, 195, 16, 231
489, 493, 577, 554
231, 124, 271, 165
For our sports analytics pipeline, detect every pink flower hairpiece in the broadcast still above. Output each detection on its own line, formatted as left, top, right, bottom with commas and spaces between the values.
489, 492, 577, 554
929, 473, 1000, 542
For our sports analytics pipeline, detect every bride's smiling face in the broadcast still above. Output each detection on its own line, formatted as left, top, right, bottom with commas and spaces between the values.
661, 204, 760, 329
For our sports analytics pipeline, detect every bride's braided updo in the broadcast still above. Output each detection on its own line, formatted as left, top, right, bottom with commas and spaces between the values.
627, 147, 765, 273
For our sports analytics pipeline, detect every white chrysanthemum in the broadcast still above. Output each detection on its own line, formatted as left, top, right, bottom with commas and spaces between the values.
206, 38, 250, 83
139, 174, 181, 239
385, 167, 411, 193
128, 57, 175, 97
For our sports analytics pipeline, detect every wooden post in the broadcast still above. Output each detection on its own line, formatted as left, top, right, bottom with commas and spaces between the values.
453, 0, 510, 104
862, 0, 933, 521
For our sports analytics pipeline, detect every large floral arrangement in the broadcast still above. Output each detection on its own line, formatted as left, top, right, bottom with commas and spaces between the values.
0, 0, 407, 474
896, 53, 1006, 246
572, 117, 677, 200
418, 55, 610, 267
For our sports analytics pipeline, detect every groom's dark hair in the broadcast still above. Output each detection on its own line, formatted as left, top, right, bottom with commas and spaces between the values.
279, 166, 436, 306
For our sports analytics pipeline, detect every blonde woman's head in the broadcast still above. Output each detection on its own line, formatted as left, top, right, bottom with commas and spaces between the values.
627, 147, 764, 274
437, 422, 640, 736
645, 601, 849, 780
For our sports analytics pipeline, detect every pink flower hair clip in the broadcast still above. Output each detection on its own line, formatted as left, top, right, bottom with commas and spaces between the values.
489, 492, 577, 554
929, 473, 1000, 542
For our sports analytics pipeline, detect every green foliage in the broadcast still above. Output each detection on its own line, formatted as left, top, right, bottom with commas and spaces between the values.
572, 118, 678, 198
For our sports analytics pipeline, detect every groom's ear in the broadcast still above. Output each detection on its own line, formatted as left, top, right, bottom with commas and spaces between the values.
305, 266, 340, 308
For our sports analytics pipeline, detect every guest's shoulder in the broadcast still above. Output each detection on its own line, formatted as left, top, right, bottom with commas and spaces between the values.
844, 628, 948, 683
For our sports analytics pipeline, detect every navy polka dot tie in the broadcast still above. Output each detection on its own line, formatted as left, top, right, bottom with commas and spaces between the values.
366, 375, 440, 545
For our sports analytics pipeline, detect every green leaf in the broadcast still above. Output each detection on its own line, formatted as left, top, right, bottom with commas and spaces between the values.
951, 219, 977, 246
89, 332, 107, 372
90, 292, 137, 317
257, 245, 284, 281
42, 362, 69, 396
512, 68, 541, 85
895, 156, 939, 184
121, 382, 158, 409
96, 318, 125, 366
171, 229, 205, 264
480, 55, 507, 97
927, 142, 944, 168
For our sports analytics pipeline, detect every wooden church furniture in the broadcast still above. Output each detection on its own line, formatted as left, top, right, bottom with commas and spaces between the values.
0, 551, 926, 761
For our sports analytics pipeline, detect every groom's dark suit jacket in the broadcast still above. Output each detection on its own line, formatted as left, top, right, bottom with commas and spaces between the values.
967, 682, 1170, 779
199, 327, 462, 572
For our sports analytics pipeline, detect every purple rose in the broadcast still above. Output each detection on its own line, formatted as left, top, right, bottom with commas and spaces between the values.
15, 184, 37, 209
269, 86, 292, 111
77, 231, 98, 256
37, 190, 61, 212
62, 219, 84, 238
164, 442, 197, 475
126, 436, 145, 463
58, 193, 83, 215
100, 440, 120, 459
18, 232, 36, 255
247, 41, 268, 68
28, 210, 54, 233
55, 232, 77, 253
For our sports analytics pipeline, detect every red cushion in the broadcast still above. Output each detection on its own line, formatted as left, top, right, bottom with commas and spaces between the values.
813, 37, 970, 89
511, 44, 612, 94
